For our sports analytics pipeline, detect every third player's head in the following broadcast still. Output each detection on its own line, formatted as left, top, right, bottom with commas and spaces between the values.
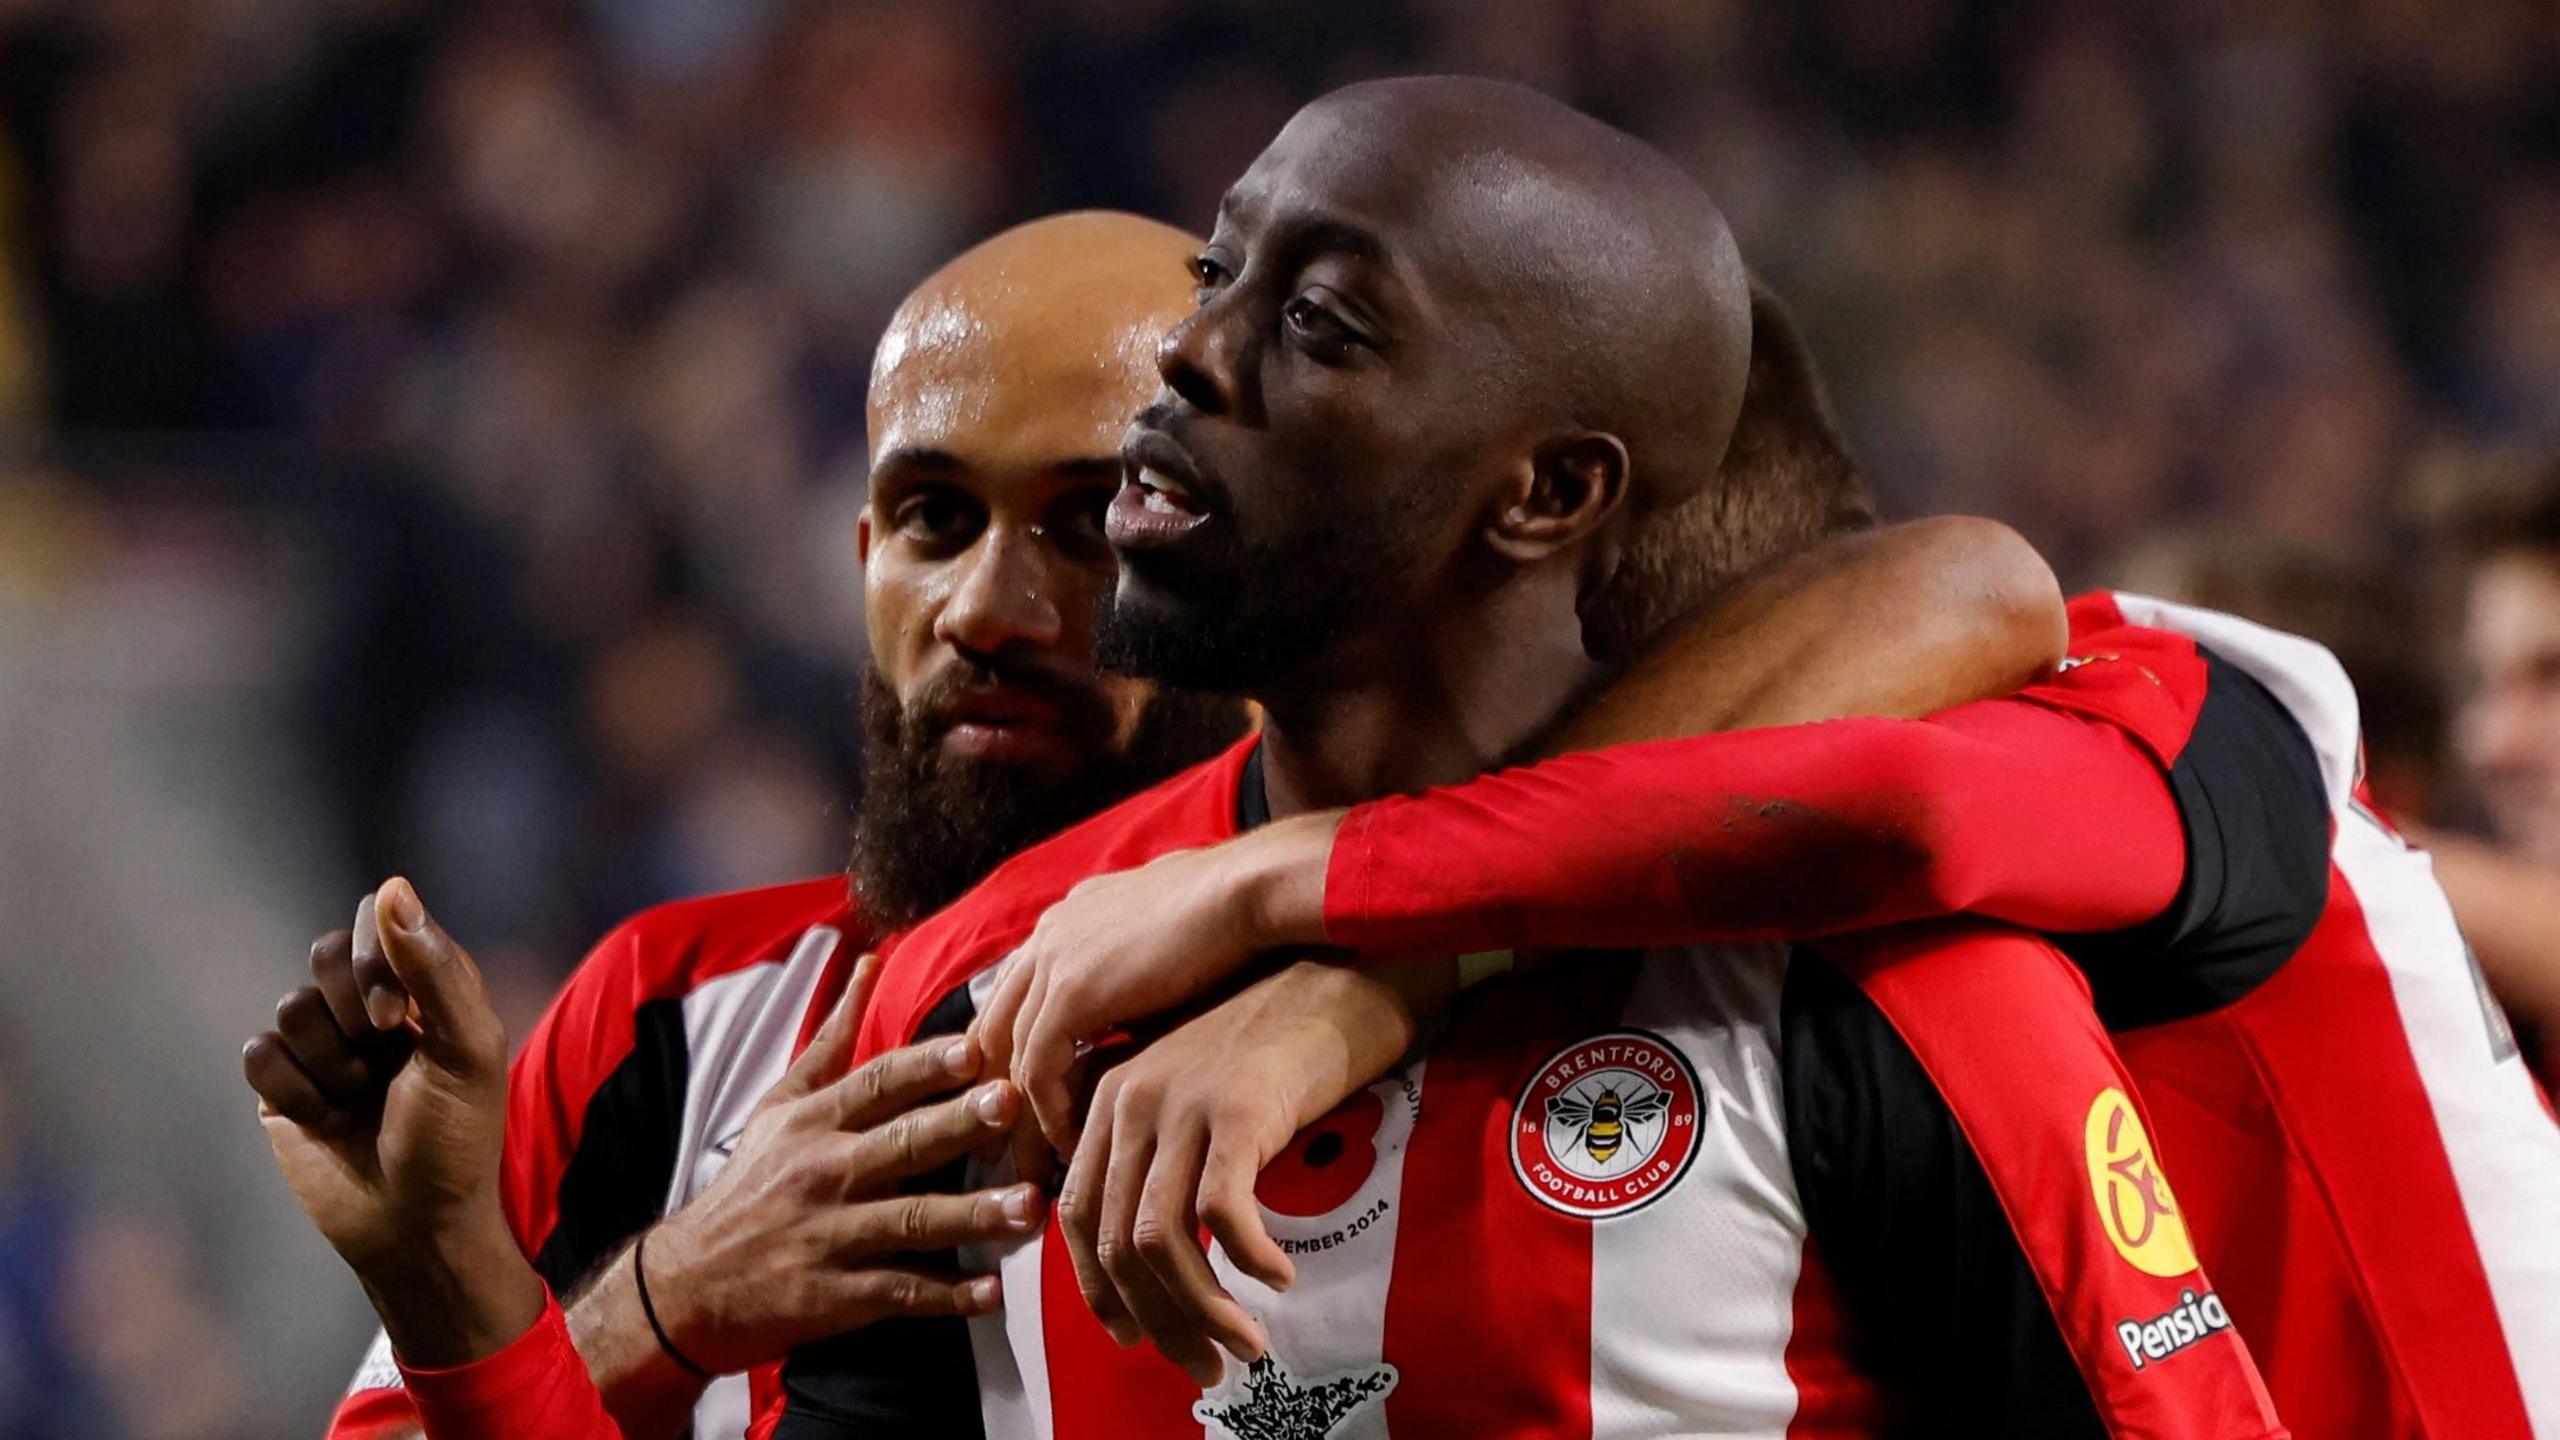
1103, 77, 1753, 696
853, 212, 1249, 930
2440, 460, 2560, 865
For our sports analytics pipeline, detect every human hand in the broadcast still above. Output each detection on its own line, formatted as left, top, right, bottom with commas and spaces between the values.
245, 877, 542, 1367
1055, 954, 1455, 1385
627, 955, 1049, 1376
976, 810, 1345, 1152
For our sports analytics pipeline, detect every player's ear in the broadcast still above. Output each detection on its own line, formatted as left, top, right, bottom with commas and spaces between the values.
1484, 432, 1631, 564
856, 510, 876, 565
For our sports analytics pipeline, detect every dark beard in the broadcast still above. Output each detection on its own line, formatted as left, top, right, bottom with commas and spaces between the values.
848, 665, 1247, 932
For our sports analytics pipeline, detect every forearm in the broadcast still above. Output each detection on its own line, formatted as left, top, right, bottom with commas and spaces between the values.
355, 1219, 549, 1374
1319, 702, 2185, 957
565, 1242, 706, 1440
1558, 515, 2065, 751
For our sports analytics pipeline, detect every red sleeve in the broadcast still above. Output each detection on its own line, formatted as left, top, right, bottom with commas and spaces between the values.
1325, 695, 2191, 957
397, 1291, 624, 1440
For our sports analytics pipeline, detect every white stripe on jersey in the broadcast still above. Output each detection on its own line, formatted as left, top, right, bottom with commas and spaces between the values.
1590, 948, 1802, 1440
968, 946, 1811, 1439
663, 923, 840, 1440
2332, 814, 2560, 1431
1201, 1062, 1426, 1440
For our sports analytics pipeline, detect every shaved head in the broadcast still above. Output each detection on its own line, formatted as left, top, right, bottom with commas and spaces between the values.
854, 211, 1246, 930
868, 210, 1202, 471
1284, 76, 1753, 514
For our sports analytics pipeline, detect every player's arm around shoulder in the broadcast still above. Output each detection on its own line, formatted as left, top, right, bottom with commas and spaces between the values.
1560, 514, 2068, 749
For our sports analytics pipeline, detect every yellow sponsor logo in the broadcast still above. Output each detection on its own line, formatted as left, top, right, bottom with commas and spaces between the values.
2084, 1087, 2198, 1278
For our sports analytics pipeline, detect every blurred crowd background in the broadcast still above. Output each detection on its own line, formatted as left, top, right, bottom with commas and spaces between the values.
0, 0, 2554, 1432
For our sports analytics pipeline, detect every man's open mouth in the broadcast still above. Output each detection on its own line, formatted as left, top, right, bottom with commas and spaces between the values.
1109, 428, 1216, 548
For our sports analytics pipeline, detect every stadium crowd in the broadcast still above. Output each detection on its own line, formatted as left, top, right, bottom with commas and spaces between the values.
0, 0, 2555, 1433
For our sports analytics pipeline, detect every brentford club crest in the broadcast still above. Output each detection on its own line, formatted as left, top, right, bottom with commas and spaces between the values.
1510, 1029, 1704, 1219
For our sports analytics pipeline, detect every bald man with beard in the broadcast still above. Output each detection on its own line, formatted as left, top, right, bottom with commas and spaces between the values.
284, 212, 1255, 1440
256, 204, 2068, 1440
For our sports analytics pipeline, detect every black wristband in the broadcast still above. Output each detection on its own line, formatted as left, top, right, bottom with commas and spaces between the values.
633, 1230, 716, 1382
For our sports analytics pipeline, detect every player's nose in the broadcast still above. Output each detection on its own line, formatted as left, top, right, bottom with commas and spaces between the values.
1160, 293, 1245, 418
934, 527, 1065, 657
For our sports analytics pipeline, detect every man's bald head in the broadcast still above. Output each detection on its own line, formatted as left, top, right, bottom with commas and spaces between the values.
1274, 76, 1754, 514
867, 210, 1201, 467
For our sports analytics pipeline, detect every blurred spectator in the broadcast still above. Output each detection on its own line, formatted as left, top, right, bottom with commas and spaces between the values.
2436, 459, 2560, 865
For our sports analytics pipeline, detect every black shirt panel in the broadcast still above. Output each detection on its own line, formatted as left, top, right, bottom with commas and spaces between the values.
1783, 956, 2112, 1438
2060, 650, 2331, 1031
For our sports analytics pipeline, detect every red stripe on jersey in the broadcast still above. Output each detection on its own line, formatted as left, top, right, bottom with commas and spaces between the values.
1782, 1238, 1890, 1438
1837, 927, 2286, 1439
1380, 961, 1637, 1435
1039, 1212, 1200, 1438
2130, 865, 2531, 1438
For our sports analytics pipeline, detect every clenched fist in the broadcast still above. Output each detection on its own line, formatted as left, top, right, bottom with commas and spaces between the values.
245, 877, 541, 1367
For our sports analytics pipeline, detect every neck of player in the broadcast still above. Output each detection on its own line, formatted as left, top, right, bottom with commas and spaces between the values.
1253, 579, 1596, 816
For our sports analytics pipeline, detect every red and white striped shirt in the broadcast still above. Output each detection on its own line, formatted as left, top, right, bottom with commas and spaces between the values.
767, 739, 2281, 1438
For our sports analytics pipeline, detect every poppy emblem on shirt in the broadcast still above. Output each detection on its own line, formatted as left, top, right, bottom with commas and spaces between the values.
1193, 1353, 1399, 1440
2084, 1086, 2199, 1278
1509, 1029, 1703, 1219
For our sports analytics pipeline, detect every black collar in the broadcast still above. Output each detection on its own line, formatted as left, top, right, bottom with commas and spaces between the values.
1234, 739, 1271, 833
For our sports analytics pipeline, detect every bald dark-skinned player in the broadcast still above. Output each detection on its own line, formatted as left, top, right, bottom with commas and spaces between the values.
255, 203, 2077, 1439
810, 79, 2281, 1437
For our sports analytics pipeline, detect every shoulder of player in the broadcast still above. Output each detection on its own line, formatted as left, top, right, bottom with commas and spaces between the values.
875, 738, 1262, 1043
2017, 600, 2213, 768
562, 876, 864, 1009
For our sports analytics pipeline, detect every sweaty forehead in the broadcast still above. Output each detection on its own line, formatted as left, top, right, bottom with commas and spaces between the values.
868, 286, 1175, 468
866, 213, 1201, 473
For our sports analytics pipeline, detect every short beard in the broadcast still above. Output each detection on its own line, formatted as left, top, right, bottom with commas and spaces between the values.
1098, 521, 1410, 696
848, 666, 1247, 932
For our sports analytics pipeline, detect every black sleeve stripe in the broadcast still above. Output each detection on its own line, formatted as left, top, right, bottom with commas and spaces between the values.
1783, 956, 2112, 1437
777, 982, 987, 1438
531, 996, 690, 1296
2059, 649, 2332, 1031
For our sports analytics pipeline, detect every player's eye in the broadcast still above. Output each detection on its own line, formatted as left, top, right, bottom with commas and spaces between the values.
1283, 291, 1365, 359
894, 486, 983, 551
1189, 252, 1234, 297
